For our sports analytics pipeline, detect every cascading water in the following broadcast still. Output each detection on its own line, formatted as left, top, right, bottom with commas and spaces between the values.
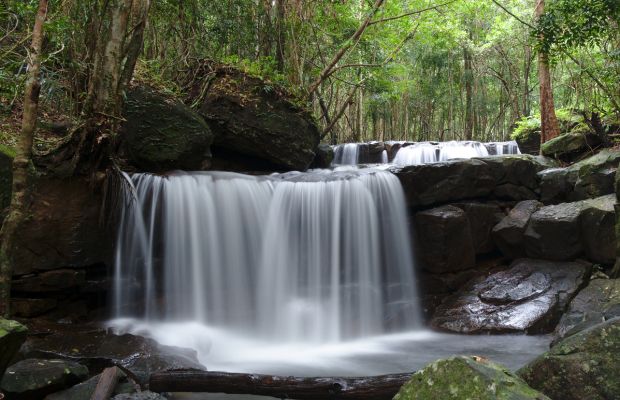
487, 140, 521, 155
113, 168, 420, 344
332, 143, 359, 165
392, 141, 490, 166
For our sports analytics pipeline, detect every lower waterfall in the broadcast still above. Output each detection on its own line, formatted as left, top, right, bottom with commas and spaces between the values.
113, 168, 420, 344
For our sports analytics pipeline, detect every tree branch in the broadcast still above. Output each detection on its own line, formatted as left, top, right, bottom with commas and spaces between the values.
367, 0, 457, 26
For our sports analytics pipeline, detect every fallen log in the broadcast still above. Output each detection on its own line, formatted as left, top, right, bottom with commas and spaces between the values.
149, 370, 413, 400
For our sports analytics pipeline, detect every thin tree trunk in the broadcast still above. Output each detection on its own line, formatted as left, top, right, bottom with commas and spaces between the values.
0, 0, 48, 317
464, 35, 474, 140
535, 0, 560, 144
275, 0, 286, 73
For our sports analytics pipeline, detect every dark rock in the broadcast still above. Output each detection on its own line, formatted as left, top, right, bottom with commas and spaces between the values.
479, 155, 555, 190
0, 319, 27, 379
453, 203, 505, 254
392, 159, 496, 207
112, 391, 168, 400
12, 269, 86, 293
309, 143, 334, 168
44, 370, 136, 400
580, 195, 616, 264
524, 201, 584, 261
12, 178, 109, 276
515, 130, 541, 156
121, 85, 213, 172
539, 168, 571, 204
492, 183, 538, 201
0, 358, 88, 400
519, 318, 620, 400
21, 328, 205, 386
415, 205, 475, 273
10, 298, 57, 317
195, 66, 320, 171
492, 200, 543, 259
553, 278, 620, 344
394, 355, 550, 400
431, 259, 590, 333
541, 129, 601, 161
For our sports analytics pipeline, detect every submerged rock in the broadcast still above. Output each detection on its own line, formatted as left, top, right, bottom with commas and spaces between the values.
415, 205, 475, 273
431, 259, 590, 333
393, 355, 550, 400
519, 318, 620, 400
194, 65, 320, 171
0, 319, 27, 379
121, 85, 213, 172
492, 200, 543, 259
553, 278, 620, 344
0, 358, 88, 400
20, 328, 205, 386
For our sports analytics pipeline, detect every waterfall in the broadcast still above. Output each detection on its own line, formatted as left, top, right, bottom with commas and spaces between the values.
113, 168, 421, 343
333, 143, 359, 165
486, 140, 521, 155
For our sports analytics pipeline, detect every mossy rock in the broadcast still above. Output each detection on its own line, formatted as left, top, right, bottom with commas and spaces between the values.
519, 318, 620, 400
0, 319, 27, 379
394, 355, 549, 400
121, 85, 213, 172
541, 130, 600, 161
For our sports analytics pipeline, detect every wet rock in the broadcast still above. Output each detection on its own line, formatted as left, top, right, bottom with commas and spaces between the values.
453, 203, 505, 254
541, 129, 601, 161
524, 201, 584, 261
415, 205, 475, 273
431, 259, 590, 333
0, 319, 27, 378
112, 391, 168, 400
357, 142, 386, 163
194, 65, 320, 171
553, 278, 620, 344
519, 318, 620, 400
492, 200, 543, 259
12, 269, 86, 293
492, 183, 537, 201
309, 143, 334, 168
539, 168, 571, 204
394, 355, 550, 400
11, 177, 109, 276
21, 328, 205, 386
44, 370, 136, 400
393, 159, 496, 207
10, 298, 57, 317
580, 195, 616, 264
480, 154, 556, 190
0, 358, 88, 400
121, 85, 213, 172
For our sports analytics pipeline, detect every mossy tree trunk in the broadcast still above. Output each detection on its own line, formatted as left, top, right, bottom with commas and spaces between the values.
0, 0, 48, 317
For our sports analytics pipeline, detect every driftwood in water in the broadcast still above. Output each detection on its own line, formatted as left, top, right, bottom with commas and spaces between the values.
149, 370, 413, 399
91, 366, 121, 400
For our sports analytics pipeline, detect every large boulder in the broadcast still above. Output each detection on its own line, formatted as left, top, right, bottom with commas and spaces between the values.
541, 128, 601, 161
21, 328, 205, 385
580, 195, 616, 264
394, 355, 550, 400
492, 200, 543, 259
120, 85, 213, 172
454, 202, 505, 254
415, 205, 475, 273
553, 278, 620, 344
0, 358, 88, 400
194, 65, 320, 171
431, 259, 590, 333
519, 318, 620, 400
0, 319, 27, 379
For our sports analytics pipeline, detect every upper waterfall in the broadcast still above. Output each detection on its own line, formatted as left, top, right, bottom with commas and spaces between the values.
113, 168, 421, 343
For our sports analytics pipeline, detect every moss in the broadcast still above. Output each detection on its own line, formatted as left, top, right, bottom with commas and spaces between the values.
0, 143, 15, 158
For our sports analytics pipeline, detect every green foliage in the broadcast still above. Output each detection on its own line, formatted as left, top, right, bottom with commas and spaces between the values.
511, 116, 541, 141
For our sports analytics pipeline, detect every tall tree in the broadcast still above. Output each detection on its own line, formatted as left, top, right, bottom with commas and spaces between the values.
0, 0, 48, 317
535, 0, 560, 144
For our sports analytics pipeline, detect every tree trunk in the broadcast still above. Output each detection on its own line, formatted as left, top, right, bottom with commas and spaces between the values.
464, 36, 474, 140
0, 0, 48, 317
275, 0, 286, 73
535, 0, 560, 145
149, 370, 413, 400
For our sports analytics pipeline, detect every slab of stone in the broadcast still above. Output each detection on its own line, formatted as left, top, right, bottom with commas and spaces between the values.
492, 200, 543, 259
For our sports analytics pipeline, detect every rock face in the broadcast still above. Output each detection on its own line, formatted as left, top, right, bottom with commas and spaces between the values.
392, 155, 557, 208
453, 203, 504, 254
120, 85, 213, 172
0, 358, 88, 400
195, 66, 320, 171
431, 259, 590, 333
524, 195, 616, 262
393, 355, 550, 400
21, 328, 205, 385
492, 200, 542, 259
309, 143, 334, 168
415, 205, 475, 273
540, 129, 601, 161
553, 278, 620, 343
0, 319, 27, 379
519, 318, 620, 400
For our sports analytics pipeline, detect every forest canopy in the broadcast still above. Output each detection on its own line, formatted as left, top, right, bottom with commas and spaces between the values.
0, 0, 618, 145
